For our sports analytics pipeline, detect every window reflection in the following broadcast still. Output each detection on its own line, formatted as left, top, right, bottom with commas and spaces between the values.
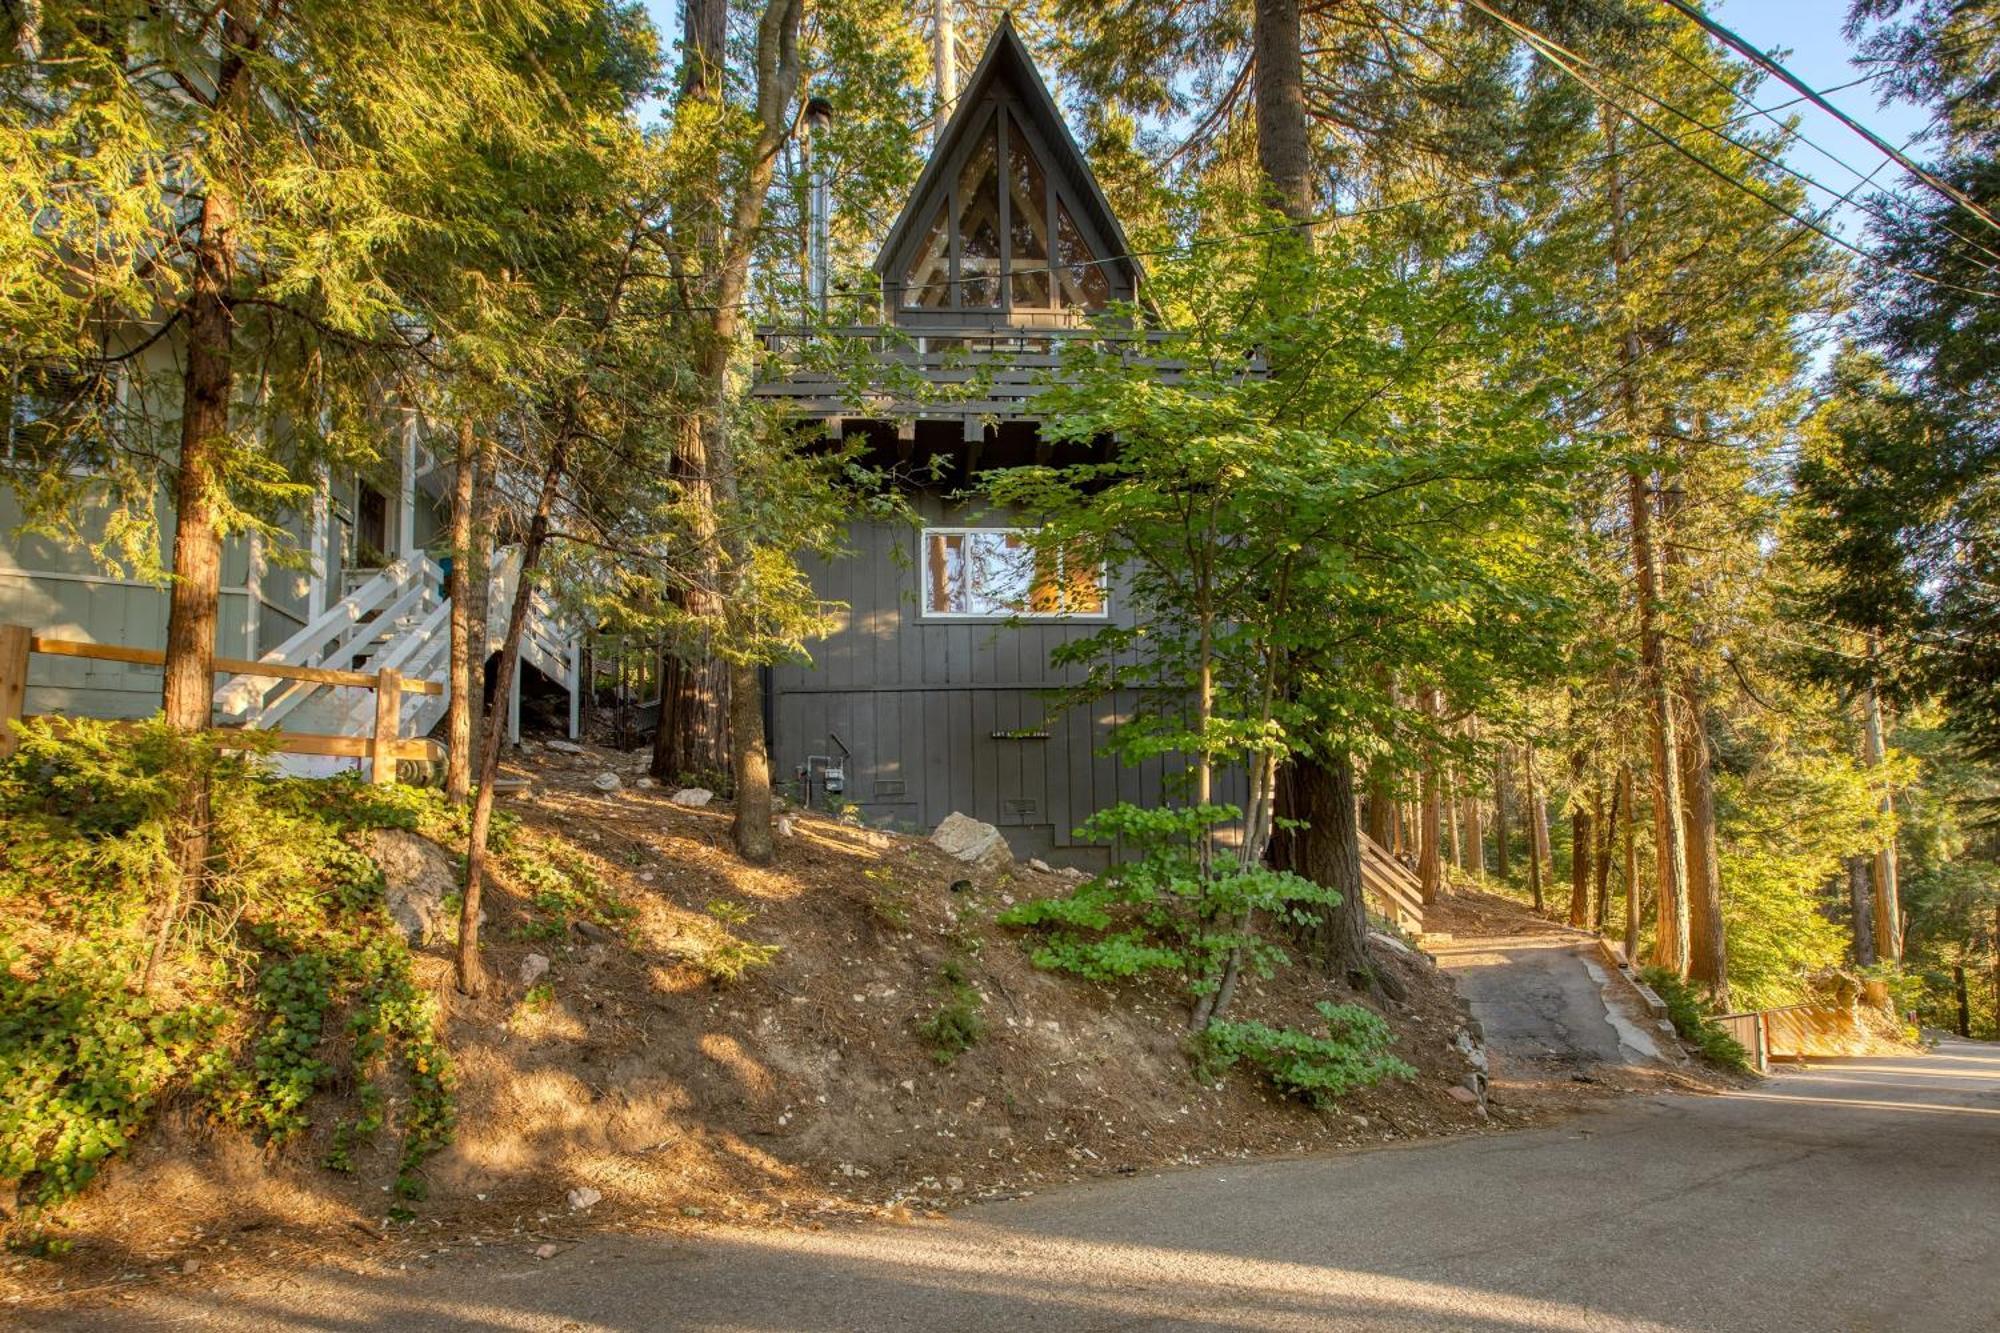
1056, 201, 1110, 310
956, 119, 1003, 309
1008, 122, 1051, 308
904, 203, 952, 309
924, 529, 1105, 616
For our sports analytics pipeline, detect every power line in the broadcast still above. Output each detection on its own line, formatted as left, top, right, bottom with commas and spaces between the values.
1655, 0, 2000, 237
1463, 0, 2000, 303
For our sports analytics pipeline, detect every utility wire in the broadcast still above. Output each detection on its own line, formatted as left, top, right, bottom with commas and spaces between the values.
1463, 0, 2000, 303
1655, 0, 2000, 236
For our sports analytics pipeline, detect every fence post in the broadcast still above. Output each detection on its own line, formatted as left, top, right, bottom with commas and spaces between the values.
371, 665, 402, 785
0, 624, 30, 760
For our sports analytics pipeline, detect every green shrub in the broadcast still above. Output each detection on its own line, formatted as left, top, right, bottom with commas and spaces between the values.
1641, 967, 1753, 1073
917, 961, 985, 1064
0, 717, 457, 1223
1199, 1001, 1414, 1107
998, 802, 1339, 1000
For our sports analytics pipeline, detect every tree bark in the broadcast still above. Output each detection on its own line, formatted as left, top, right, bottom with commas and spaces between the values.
660, 0, 803, 859
1253, 0, 1312, 222
1593, 780, 1615, 933
147, 27, 248, 992
1525, 740, 1549, 913
1954, 964, 1971, 1037
1419, 701, 1443, 904
458, 444, 567, 996
1568, 748, 1591, 929
1622, 766, 1641, 964
1848, 857, 1876, 967
1663, 478, 1727, 995
1607, 110, 1691, 976
445, 415, 478, 800
1677, 678, 1727, 997
465, 430, 498, 765
1492, 748, 1511, 879
1446, 765, 1463, 871
1861, 661, 1902, 962
1279, 752, 1376, 985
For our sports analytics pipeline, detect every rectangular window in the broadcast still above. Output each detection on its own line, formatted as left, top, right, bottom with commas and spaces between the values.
922, 527, 1105, 618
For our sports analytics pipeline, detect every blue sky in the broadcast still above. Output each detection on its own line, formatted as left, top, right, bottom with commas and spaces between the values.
1715, 0, 1931, 239
639, 0, 1929, 238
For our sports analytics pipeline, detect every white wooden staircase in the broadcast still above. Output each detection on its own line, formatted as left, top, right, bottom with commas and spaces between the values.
213, 550, 576, 776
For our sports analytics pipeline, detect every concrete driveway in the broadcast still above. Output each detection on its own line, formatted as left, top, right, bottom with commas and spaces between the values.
28, 1039, 2000, 1332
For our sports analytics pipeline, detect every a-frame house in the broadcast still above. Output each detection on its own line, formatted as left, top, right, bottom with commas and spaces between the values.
756, 18, 1179, 868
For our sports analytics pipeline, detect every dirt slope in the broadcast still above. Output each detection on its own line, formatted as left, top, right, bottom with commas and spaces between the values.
10, 743, 1549, 1309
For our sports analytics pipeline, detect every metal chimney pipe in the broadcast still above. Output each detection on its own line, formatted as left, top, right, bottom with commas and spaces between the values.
805, 96, 833, 317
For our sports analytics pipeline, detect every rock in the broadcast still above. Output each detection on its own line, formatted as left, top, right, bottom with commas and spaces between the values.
1026, 858, 1053, 874
573, 919, 614, 945
367, 829, 457, 947
1368, 930, 1414, 956
520, 953, 551, 988
1446, 1084, 1479, 1105
945, 1175, 964, 1192
179, 1258, 201, 1276
777, 815, 795, 838
566, 1186, 602, 1211
592, 772, 622, 792
547, 739, 585, 754
635, 776, 656, 789
671, 787, 714, 808
930, 812, 1012, 872
534, 1244, 559, 1260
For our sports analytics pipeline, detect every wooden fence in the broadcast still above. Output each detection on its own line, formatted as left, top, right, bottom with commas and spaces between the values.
0, 624, 441, 783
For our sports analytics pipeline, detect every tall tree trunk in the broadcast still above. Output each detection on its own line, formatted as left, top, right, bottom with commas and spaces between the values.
1622, 766, 1641, 964
1419, 697, 1443, 904
1607, 109, 1691, 975
1525, 740, 1550, 913
1253, 0, 1311, 222
931, 0, 958, 144
1280, 752, 1375, 984
1848, 858, 1877, 967
1492, 748, 1511, 880
1592, 780, 1615, 933
1861, 660, 1901, 962
465, 430, 497, 766
1954, 964, 1971, 1037
1677, 679, 1727, 997
661, 0, 802, 860
458, 445, 567, 996
1568, 748, 1591, 929
146, 124, 244, 994
1663, 479, 1727, 994
445, 415, 478, 801
1365, 758, 1395, 850
1446, 765, 1463, 870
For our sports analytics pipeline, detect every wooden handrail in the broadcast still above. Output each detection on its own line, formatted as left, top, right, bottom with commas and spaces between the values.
30, 633, 442, 694
2, 624, 437, 784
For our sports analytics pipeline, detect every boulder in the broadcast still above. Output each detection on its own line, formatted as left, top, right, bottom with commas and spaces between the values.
520, 953, 551, 988
367, 829, 457, 947
547, 739, 585, 755
670, 787, 714, 808
1026, 857, 1053, 874
566, 1186, 602, 1211
930, 812, 1012, 872
592, 772, 622, 792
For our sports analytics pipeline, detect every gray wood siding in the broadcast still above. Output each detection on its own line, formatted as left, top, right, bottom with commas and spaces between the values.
770, 494, 1235, 869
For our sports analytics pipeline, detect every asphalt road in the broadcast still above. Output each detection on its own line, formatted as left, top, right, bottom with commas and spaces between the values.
1434, 932, 1669, 1069
30, 1039, 2000, 1332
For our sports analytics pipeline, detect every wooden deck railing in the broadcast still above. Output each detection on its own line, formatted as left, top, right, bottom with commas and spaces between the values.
0, 624, 441, 783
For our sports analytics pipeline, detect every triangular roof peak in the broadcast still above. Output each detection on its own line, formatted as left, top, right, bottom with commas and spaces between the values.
874, 16, 1139, 322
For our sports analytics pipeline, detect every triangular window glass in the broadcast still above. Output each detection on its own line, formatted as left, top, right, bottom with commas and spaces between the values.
1055, 201, 1110, 310
902, 202, 952, 309
1007, 115, 1052, 308
955, 117, 1003, 309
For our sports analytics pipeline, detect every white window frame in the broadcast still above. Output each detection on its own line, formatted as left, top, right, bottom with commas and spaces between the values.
918, 525, 1109, 621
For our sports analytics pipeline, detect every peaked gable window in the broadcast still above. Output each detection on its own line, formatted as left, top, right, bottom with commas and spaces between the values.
897, 107, 1112, 316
